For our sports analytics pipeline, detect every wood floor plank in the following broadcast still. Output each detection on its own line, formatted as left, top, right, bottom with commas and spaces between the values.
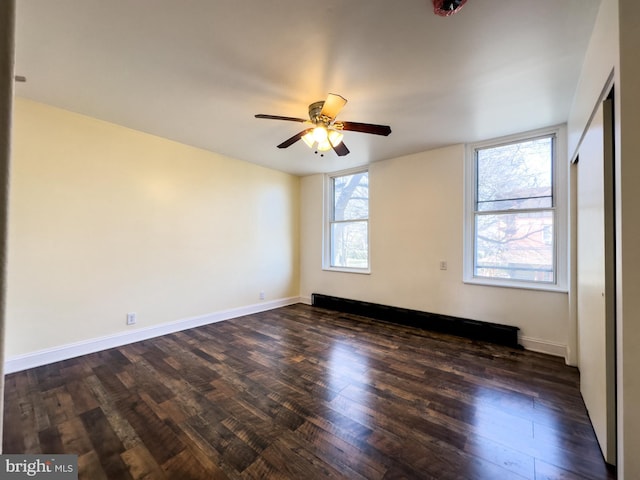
116, 394, 185, 466
83, 381, 142, 452
2, 377, 26, 453
58, 417, 94, 456
120, 444, 168, 480
534, 457, 612, 480
161, 448, 227, 480
79, 407, 133, 479
248, 434, 343, 480
38, 425, 63, 454
464, 434, 536, 479
66, 379, 100, 415
3, 303, 614, 479
77, 450, 109, 480
296, 420, 387, 480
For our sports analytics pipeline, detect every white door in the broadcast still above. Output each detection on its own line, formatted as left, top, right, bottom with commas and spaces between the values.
576, 97, 616, 464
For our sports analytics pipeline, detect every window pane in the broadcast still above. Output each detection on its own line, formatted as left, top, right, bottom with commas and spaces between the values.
475, 211, 554, 282
334, 172, 368, 221
476, 137, 553, 211
331, 221, 368, 268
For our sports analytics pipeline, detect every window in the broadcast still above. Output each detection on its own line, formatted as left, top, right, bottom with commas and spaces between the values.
464, 128, 567, 290
324, 168, 369, 272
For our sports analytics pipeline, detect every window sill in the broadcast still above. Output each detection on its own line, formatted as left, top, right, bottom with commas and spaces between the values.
322, 267, 371, 275
463, 277, 568, 293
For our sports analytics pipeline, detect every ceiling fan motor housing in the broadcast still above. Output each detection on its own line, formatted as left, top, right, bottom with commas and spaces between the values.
308, 101, 326, 124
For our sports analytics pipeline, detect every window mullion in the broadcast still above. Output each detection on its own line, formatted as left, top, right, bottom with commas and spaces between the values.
474, 206, 556, 216
330, 218, 368, 225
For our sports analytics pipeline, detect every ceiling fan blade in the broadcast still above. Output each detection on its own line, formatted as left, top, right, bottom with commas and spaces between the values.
320, 93, 347, 120
340, 121, 392, 136
277, 129, 313, 149
255, 114, 308, 123
332, 141, 350, 157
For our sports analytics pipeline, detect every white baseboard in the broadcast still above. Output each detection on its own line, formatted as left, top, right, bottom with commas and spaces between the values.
298, 295, 312, 305
519, 335, 568, 361
4, 297, 302, 374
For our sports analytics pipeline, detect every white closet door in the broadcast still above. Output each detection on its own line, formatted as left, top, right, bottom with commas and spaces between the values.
577, 98, 616, 464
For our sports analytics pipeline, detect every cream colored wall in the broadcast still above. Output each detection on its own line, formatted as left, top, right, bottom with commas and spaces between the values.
6, 98, 300, 357
300, 145, 570, 352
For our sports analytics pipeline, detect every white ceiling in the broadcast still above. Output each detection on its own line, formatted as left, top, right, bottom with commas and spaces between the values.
14, 0, 601, 176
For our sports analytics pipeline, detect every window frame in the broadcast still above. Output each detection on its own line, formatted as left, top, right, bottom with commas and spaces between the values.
323, 167, 371, 274
463, 127, 568, 292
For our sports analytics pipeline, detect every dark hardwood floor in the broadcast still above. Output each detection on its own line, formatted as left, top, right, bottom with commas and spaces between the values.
3, 303, 614, 479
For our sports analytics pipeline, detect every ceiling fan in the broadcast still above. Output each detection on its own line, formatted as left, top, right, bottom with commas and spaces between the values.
255, 93, 391, 157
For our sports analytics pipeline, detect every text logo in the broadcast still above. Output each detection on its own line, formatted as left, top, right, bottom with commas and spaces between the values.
0, 455, 77, 480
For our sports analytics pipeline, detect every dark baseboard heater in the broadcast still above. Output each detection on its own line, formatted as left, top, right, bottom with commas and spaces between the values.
311, 293, 521, 349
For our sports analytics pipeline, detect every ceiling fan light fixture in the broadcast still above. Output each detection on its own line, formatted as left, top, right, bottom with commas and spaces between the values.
301, 131, 315, 148
317, 139, 332, 152
312, 126, 328, 143
328, 129, 344, 147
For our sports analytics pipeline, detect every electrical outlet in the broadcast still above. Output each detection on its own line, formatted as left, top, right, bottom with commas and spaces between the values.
439, 261, 448, 271
126, 312, 137, 325
259, 291, 265, 300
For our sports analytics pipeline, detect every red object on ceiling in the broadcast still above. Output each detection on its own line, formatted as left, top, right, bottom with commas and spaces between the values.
433, 0, 468, 17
